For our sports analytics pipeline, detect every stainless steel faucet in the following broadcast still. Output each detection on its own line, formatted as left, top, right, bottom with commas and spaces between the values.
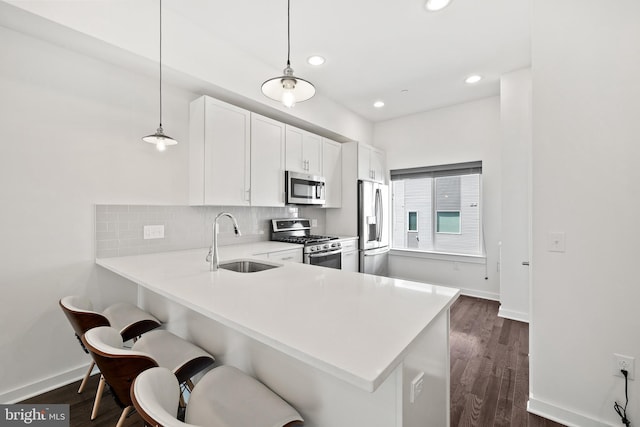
207, 212, 242, 271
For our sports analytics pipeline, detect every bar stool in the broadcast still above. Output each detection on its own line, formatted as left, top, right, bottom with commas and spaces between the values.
83, 326, 216, 427
59, 295, 161, 419
131, 366, 304, 427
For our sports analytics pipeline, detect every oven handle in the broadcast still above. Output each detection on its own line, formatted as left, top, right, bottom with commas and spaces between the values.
308, 249, 343, 258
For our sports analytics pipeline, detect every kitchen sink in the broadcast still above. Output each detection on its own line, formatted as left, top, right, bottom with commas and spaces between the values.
218, 260, 281, 273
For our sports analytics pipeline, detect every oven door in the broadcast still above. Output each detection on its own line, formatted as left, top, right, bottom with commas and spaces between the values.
306, 249, 342, 269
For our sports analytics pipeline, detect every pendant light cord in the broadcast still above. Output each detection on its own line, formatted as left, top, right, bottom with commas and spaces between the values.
286, 0, 291, 67
159, 0, 163, 128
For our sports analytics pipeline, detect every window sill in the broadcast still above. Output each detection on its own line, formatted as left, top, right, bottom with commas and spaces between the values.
389, 248, 486, 264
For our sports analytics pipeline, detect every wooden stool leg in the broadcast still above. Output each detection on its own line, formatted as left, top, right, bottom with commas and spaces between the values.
116, 406, 132, 427
77, 361, 95, 393
90, 375, 106, 420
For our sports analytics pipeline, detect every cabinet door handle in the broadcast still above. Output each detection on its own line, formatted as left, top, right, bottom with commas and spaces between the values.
281, 256, 294, 260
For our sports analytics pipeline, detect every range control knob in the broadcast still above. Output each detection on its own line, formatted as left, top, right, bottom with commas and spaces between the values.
309, 246, 316, 252
332, 242, 342, 249
323, 244, 330, 250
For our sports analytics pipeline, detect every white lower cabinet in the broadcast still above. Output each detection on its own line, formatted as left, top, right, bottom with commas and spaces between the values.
267, 248, 302, 263
340, 239, 359, 272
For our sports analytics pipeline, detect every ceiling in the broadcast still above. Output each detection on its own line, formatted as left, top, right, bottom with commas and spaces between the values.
164, 0, 531, 122
1, 0, 531, 123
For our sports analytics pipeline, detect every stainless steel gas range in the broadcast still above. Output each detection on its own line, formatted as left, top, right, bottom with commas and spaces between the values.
270, 218, 342, 269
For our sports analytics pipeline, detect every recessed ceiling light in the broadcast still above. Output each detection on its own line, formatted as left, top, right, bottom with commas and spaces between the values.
373, 101, 385, 108
425, 0, 452, 12
307, 55, 325, 66
465, 75, 482, 84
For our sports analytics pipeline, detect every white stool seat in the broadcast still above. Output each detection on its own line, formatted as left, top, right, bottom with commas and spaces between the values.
132, 330, 213, 379
102, 302, 160, 337
59, 295, 162, 421
131, 366, 304, 427
187, 366, 303, 427
83, 326, 215, 427
131, 367, 189, 427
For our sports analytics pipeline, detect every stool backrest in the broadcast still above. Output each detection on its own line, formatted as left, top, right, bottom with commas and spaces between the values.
83, 326, 158, 409
59, 296, 110, 338
131, 367, 190, 427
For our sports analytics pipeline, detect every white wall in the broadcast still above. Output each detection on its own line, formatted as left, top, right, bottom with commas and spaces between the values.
374, 97, 501, 300
529, 1, 640, 426
0, 1, 373, 145
0, 24, 194, 402
499, 68, 532, 322
0, 17, 355, 401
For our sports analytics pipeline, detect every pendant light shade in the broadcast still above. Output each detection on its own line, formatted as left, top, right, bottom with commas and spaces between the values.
261, 0, 315, 108
142, 0, 177, 151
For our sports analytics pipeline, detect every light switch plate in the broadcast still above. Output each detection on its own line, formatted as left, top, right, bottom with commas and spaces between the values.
410, 372, 425, 403
548, 232, 565, 252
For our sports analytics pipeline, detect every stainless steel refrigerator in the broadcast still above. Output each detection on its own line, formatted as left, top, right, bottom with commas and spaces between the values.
358, 180, 389, 275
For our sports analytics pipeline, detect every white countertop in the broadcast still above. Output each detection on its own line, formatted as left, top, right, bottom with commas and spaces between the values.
96, 245, 459, 392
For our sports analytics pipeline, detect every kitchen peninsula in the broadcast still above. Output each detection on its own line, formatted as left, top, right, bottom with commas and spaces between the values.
97, 246, 459, 427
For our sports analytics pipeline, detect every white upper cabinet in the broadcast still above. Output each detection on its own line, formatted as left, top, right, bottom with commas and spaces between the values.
189, 96, 250, 206
250, 113, 285, 207
357, 143, 386, 183
285, 125, 323, 176
322, 138, 342, 208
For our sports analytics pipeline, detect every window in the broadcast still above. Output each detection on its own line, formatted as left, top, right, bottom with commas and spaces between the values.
436, 211, 460, 233
390, 161, 482, 256
408, 211, 418, 232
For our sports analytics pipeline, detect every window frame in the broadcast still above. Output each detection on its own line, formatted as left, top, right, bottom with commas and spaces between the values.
389, 161, 483, 258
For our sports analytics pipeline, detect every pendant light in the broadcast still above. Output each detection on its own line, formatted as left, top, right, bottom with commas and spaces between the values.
142, 0, 177, 152
261, 0, 315, 108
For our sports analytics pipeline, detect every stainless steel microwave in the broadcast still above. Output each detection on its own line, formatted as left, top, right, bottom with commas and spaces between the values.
285, 171, 326, 205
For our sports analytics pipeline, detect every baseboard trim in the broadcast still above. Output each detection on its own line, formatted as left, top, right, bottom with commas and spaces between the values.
0, 363, 95, 404
528, 397, 616, 427
458, 288, 500, 302
498, 306, 529, 323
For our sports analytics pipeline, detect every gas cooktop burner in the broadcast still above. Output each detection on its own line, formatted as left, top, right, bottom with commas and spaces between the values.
273, 235, 337, 245
270, 218, 343, 259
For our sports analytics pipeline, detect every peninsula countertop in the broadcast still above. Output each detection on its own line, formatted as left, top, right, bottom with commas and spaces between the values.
96, 246, 459, 392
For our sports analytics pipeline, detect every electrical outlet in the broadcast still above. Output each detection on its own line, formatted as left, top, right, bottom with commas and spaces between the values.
613, 354, 635, 380
143, 225, 165, 240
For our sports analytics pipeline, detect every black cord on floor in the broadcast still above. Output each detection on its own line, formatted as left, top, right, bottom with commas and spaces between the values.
614, 369, 631, 427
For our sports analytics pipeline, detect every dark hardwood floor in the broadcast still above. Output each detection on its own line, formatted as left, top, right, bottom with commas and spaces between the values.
22, 374, 143, 427
450, 295, 565, 427
22, 295, 564, 426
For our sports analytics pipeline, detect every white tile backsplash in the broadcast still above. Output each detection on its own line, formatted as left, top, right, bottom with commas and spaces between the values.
95, 204, 326, 258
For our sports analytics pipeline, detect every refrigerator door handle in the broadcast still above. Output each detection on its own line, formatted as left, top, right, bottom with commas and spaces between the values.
374, 188, 381, 241
363, 247, 390, 256
378, 189, 384, 242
